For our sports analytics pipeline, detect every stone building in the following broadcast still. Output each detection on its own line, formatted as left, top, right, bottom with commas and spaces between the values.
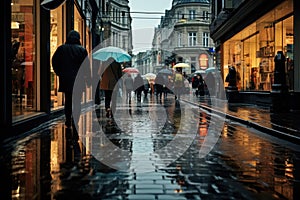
152, 0, 214, 74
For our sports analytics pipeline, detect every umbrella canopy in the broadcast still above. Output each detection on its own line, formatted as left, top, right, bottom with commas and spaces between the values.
93, 46, 131, 63
173, 63, 190, 68
194, 70, 206, 75
41, 0, 66, 10
205, 67, 216, 74
122, 67, 139, 74
158, 68, 173, 75
193, 70, 206, 77
144, 73, 157, 79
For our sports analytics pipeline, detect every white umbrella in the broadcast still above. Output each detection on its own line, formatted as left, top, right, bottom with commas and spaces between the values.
93, 46, 131, 63
173, 63, 190, 68
144, 73, 157, 79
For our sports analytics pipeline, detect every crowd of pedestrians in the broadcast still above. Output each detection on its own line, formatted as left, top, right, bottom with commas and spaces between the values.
52, 30, 215, 123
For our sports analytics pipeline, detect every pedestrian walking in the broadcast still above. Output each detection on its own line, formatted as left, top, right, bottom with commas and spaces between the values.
133, 73, 144, 102
52, 30, 91, 128
143, 77, 150, 99
192, 74, 205, 97
154, 73, 165, 100
173, 68, 184, 100
100, 57, 123, 117
124, 73, 134, 104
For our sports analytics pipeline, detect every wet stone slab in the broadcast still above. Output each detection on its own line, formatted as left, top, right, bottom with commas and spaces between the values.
1, 97, 300, 199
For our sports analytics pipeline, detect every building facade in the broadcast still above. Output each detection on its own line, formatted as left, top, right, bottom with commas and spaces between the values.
152, 0, 214, 74
210, 0, 300, 109
100, 0, 133, 55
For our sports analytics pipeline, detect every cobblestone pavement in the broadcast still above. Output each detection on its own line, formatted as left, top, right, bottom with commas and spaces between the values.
1, 95, 300, 200
182, 95, 300, 141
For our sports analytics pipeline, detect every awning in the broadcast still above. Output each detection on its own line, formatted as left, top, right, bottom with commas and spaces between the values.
41, 0, 66, 10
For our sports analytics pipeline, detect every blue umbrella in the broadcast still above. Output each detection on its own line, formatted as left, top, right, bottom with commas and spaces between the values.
205, 67, 216, 74
93, 46, 131, 63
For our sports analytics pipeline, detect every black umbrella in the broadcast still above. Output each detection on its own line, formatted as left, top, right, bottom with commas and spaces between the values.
158, 68, 173, 75
41, 0, 66, 10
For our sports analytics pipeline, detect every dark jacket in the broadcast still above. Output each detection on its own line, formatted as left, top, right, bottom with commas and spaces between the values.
100, 59, 123, 91
134, 74, 145, 93
52, 30, 89, 92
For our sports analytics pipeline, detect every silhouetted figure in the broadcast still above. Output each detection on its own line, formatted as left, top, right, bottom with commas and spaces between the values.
225, 66, 238, 89
273, 51, 287, 87
52, 30, 91, 128
100, 57, 123, 117
134, 73, 144, 102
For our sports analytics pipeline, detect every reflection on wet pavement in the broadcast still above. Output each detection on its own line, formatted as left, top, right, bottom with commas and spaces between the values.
1, 96, 300, 199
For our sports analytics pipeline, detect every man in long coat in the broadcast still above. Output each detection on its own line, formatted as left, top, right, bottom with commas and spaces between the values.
52, 30, 91, 127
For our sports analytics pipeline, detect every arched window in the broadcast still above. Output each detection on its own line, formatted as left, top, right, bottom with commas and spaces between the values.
199, 54, 208, 69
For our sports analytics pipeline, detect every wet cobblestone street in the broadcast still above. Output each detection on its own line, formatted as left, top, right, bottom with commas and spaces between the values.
1, 95, 300, 200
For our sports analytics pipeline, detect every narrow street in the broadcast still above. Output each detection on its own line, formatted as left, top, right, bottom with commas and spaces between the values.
1, 94, 300, 200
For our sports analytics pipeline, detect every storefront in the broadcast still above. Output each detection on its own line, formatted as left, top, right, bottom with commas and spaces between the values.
222, 0, 293, 92
50, 2, 92, 111
0, 0, 98, 136
11, 0, 39, 121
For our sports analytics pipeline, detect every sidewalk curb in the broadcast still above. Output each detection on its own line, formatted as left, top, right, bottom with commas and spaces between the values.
183, 99, 300, 144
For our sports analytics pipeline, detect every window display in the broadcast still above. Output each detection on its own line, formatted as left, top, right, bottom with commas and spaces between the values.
50, 5, 64, 109
223, 0, 293, 91
11, 0, 37, 120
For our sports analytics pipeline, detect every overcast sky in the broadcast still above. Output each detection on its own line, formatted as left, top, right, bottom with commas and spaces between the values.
128, 0, 172, 54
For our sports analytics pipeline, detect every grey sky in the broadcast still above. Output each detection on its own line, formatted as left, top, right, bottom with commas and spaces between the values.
128, 0, 172, 54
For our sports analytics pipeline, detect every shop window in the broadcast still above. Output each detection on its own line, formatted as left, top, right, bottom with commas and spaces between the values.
50, 5, 64, 109
223, 0, 293, 92
11, 0, 37, 121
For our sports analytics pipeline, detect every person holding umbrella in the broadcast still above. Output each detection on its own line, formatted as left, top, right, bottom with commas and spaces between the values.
124, 73, 134, 104
99, 57, 122, 117
93, 46, 131, 117
134, 73, 144, 102
173, 67, 184, 100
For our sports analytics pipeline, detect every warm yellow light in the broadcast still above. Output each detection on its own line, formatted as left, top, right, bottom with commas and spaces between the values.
11, 21, 19, 29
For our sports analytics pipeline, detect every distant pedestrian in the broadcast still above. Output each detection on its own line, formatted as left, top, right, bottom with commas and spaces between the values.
154, 73, 165, 100
124, 73, 134, 104
100, 57, 123, 117
52, 30, 91, 128
173, 68, 184, 100
143, 78, 150, 99
193, 74, 205, 96
134, 73, 144, 102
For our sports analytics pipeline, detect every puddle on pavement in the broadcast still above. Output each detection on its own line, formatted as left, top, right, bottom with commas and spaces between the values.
1, 99, 300, 199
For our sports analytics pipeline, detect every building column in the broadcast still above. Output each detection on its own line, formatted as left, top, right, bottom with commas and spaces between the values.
289, 0, 300, 111
66, 0, 74, 33
294, 0, 300, 92
0, 0, 12, 132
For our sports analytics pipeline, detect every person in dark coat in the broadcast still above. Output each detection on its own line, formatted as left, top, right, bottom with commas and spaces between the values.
100, 57, 123, 117
52, 30, 91, 128
143, 78, 150, 99
133, 73, 144, 102
124, 73, 134, 104
154, 73, 165, 100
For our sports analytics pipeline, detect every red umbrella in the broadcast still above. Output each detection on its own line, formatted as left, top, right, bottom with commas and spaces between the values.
122, 67, 139, 73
